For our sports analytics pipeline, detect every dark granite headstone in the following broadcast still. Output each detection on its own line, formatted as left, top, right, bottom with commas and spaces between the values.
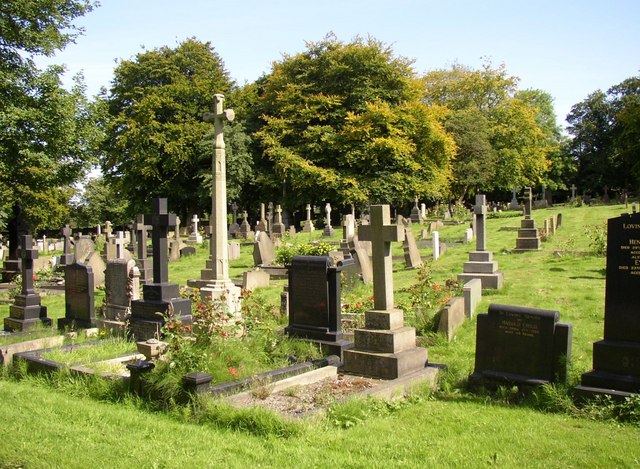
577, 212, 640, 398
2, 203, 26, 281
285, 255, 353, 357
59, 262, 96, 330
4, 235, 51, 331
470, 303, 572, 386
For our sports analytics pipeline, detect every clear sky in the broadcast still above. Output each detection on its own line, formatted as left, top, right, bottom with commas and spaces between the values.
36, 0, 640, 128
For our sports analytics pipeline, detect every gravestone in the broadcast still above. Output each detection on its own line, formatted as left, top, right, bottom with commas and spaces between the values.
348, 235, 373, 285
302, 204, 315, 232
256, 203, 268, 232
242, 269, 270, 291
432, 231, 440, 260
402, 227, 422, 269
570, 184, 577, 201
228, 241, 240, 260
4, 235, 51, 331
129, 198, 192, 340
509, 188, 520, 210
556, 213, 563, 229
513, 187, 542, 252
576, 212, 640, 398
271, 205, 286, 239
253, 231, 275, 266
463, 278, 482, 318
458, 194, 504, 289
323, 203, 335, 237
127, 220, 137, 253
342, 214, 355, 242
285, 255, 353, 358
195, 94, 243, 315
343, 205, 428, 379
187, 214, 203, 245
73, 237, 106, 288
266, 202, 274, 234
99, 258, 140, 334
59, 224, 74, 267
228, 202, 240, 238
103, 221, 116, 260
238, 210, 254, 240
59, 262, 96, 330
470, 304, 571, 386
134, 214, 152, 284
2, 204, 26, 281
410, 196, 422, 223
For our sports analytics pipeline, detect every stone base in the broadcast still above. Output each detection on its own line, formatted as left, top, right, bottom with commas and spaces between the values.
514, 237, 542, 252
342, 347, 428, 380
199, 280, 242, 316
57, 317, 97, 331
458, 272, 504, 290
323, 226, 335, 237
97, 319, 127, 337
4, 316, 52, 332
576, 339, 640, 396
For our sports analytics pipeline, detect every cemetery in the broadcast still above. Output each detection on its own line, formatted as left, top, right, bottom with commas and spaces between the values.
1, 4, 639, 465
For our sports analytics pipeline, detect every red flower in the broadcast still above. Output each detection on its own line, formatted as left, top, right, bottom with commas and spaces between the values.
32, 275, 37, 281
228, 367, 238, 377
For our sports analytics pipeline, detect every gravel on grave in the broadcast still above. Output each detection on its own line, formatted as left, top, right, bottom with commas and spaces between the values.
251, 373, 381, 418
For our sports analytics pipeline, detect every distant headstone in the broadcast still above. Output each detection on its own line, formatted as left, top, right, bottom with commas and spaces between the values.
509, 188, 520, 210
410, 196, 422, 223
302, 204, 315, 232
135, 214, 152, 284
577, 212, 640, 398
4, 235, 51, 331
348, 236, 373, 285
514, 187, 541, 252
242, 269, 270, 291
432, 231, 440, 260
323, 203, 335, 237
238, 210, 254, 239
470, 303, 572, 386
570, 184, 577, 201
556, 213, 562, 229
271, 204, 286, 239
342, 214, 355, 242
180, 246, 196, 257
285, 255, 353, 357
228, 202, 240, 238
463, 278, 482, 319
228, 242, 240, 260
2, 203, 26, 281
253, 231, 275, 266
256, 203, 268, 232
437, 296, 465, 341
187, 214, 203, 244
59, 224, 74, 267
99, 259, 140, 334
403, 227, 423, 269
59, 262, 96, 330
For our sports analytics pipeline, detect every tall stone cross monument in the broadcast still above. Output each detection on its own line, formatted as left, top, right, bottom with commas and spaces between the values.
196, 93, 241, 313
343, 205, 428, 379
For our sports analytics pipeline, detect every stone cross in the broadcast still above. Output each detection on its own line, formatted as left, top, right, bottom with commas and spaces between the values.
414, 196, 419, 208
62, 224, 72, 256
267, 202, 273, 230
275, 204, 283, 224
570, 184, 577, 200
104, 221, 112, 239
511, 188, 518, 205
474, 194, 488, 251
524, 187, 533, 218
18, 235, 38, 296
135, 214, 149, 260
128, 220, 137, 253
144, 198, 175, 284
191, 214, 199, 235
175, 216, 181, 240
306, 204, 312, 221
358, 205, 405, 311
114, 231, 127, 259
325, 203, 332, 227
202, 93, 235, 282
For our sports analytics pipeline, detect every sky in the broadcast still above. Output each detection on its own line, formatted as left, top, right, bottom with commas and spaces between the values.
36, 0, 640, 128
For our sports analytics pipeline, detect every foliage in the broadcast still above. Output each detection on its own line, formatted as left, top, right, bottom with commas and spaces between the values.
101, 38, 237, 219
70, 176, 131, 228
254, 34, 455, 209
585, 222, 607, 256
567, 75, 640, 195
423, 61, 560, 199
274, 241, 334, 266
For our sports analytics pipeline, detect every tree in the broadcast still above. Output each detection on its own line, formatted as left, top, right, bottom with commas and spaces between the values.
254, 34, 454, 210
101, 38, 245, 219
423, 62, 557, 198
0, 0, 98, 231
71, 176, 130, 228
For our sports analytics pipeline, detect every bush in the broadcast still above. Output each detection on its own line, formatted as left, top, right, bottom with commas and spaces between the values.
274, 241, 334, 266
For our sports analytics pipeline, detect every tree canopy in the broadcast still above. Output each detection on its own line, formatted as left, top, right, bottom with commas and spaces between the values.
101, 38, 253, 219
253, 34, 454, 210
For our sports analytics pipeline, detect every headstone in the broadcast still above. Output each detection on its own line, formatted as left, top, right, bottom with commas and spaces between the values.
271, 204, 285, 239
463, 228, 473, 244
228, 202, 240, 238
556, 213, 562, 229
402, 227, 423, 269
59, 262, 96, 330
348, 235, 373, 285
114, 231, 127, 259
242, 269, 270, 291
432, 231, 440, 260
458, 194, 504, 290
104, 221, 113, 240
127, 220, 137, 253
285, 255, 353, 358
135, 214, 152, 284
323, 203, 335, 237
514, 187, 542, 252
2, 203, 26, 281
228, 242, 240, 260
410, 196, 422, 224
570, 184, 577, 201
342, 214, 355, 242
180, 246, 196, 257
129, 198, 192, 340
256, 203, 268, 232
463, 278, 482, 318
343, 205, 428, 379
4, 235, 51, 331
59, 224, 74, 267
253, 231, 275, 266
437, 296, 465, 341
266, 202, 274, 234
99, 259, 140, 334
238, 210, 254, 239
509, 188, 520, 210
187, 214, 203, 244
421, 203, 426, 220
470, 304, 572, 386
576, 212, 640, 398
302, 204, 315, 232
191, 94, 242, 314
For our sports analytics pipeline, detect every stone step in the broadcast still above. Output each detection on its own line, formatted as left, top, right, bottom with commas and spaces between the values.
342, 346, 428, 380
463, 261, 498, 274
353, 326, 417, 354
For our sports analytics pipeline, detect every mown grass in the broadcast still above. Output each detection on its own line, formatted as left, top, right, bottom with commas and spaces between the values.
1, 203, 639, 467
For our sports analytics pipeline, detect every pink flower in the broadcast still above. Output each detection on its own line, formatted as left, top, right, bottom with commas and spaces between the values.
228, 367, 238, 377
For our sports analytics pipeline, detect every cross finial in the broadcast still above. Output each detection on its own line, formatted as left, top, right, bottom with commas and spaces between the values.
114, 230, 126, 259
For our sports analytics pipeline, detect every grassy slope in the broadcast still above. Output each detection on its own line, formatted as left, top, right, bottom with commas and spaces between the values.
1, 203, 639, 467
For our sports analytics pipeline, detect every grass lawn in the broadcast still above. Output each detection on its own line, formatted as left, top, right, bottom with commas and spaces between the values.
1, 202, 640, 468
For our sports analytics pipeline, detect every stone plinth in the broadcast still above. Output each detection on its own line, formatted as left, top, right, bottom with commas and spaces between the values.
514, 219, 542, 252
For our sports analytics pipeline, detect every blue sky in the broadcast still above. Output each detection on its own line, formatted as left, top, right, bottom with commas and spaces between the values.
36, 0, 640, 127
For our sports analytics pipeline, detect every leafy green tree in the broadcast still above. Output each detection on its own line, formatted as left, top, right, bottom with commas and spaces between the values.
254, 34, 454, 210
71, 176, 131, 228
101, 38, 249, 219
0, 0, 98, 231
423, 62, 557, 198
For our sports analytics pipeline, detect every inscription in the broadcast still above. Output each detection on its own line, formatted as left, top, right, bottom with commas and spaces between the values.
496, 311, 541, 338
616, 235, 640, 277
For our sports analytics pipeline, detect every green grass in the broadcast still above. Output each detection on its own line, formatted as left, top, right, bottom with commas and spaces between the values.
40, 337, 137, 366
1, 203, 639, 467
